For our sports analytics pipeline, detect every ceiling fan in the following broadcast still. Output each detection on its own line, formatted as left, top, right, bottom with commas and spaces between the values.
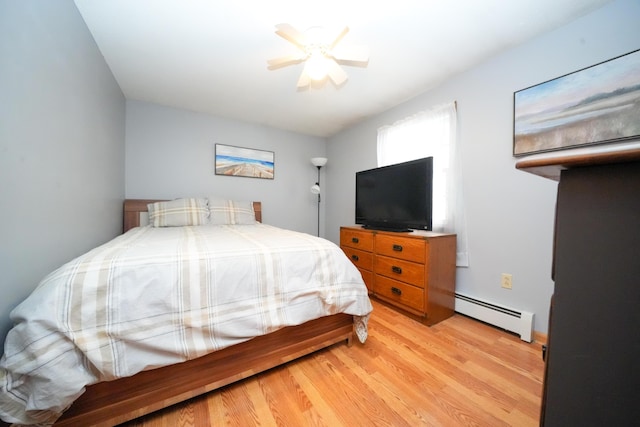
267, 23, 369, 89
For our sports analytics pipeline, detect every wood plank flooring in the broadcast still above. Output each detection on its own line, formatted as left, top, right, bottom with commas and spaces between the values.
119, 299, 544, 426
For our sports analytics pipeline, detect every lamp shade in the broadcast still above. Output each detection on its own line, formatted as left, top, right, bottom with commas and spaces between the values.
304, 51, 329, 81
311, 157, 328, 167
310, 184, 321, 194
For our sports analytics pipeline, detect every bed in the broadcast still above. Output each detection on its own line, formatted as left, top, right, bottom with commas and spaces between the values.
0, 198, 372, 427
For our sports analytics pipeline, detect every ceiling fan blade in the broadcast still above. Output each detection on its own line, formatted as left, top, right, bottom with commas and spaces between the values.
326, 59, 348, 86
275, 23, 307, 49
267, 54, 306, 70
296, 71, 311, 88
329, 26, 350, 49
331, 45, 369, 65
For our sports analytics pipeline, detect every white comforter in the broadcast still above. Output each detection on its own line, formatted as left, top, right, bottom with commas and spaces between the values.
0, 224, 372, 426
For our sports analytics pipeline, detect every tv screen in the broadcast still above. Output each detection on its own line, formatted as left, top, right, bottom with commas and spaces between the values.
355, 157, 433, 232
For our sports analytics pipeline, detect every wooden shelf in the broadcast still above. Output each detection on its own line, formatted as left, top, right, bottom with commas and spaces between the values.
515, 144, 640, 181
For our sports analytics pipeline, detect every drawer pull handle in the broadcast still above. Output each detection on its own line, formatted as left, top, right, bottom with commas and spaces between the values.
351, 255, 359, 262
352, 237, 359, 244
391, 287, 402, 296
392, 244, 403, 252
391, 266, 402, 274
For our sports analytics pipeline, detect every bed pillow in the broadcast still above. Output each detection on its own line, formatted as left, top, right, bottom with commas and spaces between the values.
147, 198, 209, 227
208, 198, 256, 225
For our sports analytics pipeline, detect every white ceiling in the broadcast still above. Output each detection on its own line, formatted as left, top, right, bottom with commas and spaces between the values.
74, 0, 611, 138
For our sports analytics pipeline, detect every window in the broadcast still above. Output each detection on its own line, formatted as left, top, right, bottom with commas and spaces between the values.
377, 101, 468, 266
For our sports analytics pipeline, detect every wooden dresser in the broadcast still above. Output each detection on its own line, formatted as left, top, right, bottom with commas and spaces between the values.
340, 226, 456, 326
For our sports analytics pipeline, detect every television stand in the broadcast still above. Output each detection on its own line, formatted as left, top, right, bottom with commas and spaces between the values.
362, 225, 413, 233
340, 226, 456, 326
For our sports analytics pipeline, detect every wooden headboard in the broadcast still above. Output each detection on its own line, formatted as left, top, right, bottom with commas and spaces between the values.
123, 199, 262, 233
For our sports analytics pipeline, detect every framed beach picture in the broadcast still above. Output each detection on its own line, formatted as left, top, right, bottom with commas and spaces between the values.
215, 144, 274, 179
513, 49, 640, 156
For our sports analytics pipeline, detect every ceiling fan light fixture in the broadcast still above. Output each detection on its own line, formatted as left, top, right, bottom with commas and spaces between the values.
269, 23, 369, 89
304, 50, 329, 81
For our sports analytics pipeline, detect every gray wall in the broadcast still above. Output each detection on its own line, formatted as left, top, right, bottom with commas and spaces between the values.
0, 0, 126, 353
125, 100, 327, 233
326, 0, 640, 334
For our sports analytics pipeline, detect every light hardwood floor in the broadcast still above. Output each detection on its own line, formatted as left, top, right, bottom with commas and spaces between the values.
119, 299, 544, 426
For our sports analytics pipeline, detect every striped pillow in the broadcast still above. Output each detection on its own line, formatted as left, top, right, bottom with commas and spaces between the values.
208, 198, 256, 225
148, 198, 209, 227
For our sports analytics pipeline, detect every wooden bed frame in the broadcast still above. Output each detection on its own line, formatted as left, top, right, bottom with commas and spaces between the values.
47, 200, 355, 426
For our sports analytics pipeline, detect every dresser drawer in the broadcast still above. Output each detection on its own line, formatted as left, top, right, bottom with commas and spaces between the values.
341, 247, 373, 271
340, 228, 374, 251
374, 275, 424, 312
374, 255, 425, 288
375, 234, 426, 263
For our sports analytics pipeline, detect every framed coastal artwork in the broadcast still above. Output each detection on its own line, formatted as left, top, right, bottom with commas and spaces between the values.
215, 144, 274, 179
513, 49, 640, 156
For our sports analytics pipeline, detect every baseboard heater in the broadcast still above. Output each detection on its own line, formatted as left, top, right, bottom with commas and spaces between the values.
454, 293, 534, 342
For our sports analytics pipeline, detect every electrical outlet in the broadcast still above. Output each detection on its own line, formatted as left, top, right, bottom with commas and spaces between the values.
501, 273, 513, 289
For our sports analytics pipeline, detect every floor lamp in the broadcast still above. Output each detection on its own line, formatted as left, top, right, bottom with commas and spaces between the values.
310, 157, 327, 237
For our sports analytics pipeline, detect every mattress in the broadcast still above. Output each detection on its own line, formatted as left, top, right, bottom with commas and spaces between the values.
0, 223, 372, 425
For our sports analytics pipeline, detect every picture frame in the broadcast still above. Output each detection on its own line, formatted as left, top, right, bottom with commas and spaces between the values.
215, 144, 274, 179
513, 49, 640, 157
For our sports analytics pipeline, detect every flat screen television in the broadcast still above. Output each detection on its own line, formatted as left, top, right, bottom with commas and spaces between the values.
355, 157, 433, 232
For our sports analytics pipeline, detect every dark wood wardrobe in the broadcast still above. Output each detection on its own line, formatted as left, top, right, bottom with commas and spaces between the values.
517, 149, 640, 426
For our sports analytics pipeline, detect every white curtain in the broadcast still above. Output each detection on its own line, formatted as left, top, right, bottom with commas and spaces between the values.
377, 101, 469, 267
